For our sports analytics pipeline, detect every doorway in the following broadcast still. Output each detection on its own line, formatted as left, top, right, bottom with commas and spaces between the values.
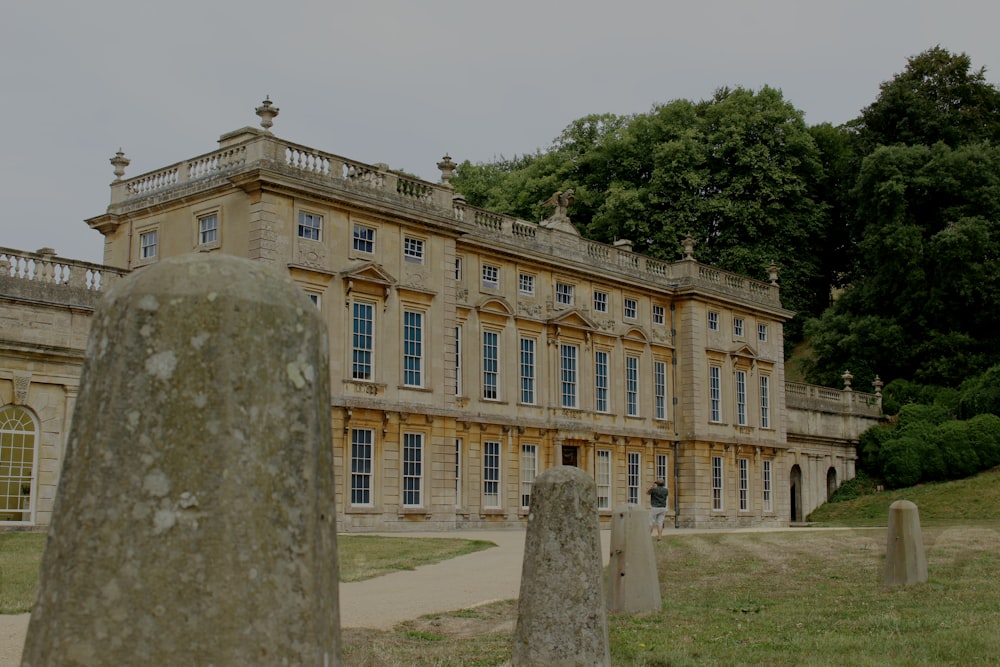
790, 464, 803, 522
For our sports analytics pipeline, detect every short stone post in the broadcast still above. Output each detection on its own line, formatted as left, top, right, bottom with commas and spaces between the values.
884, 499, 928, 586
606, 506, 662, 614
21, 253, 341, 666
512, 465, 610, 667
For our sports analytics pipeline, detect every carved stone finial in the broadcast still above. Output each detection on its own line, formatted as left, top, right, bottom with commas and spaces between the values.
842, 369, 853, 391
768, 262, 780, 285
110, 149, 130, 181
682, 235, 696, 259
873, 375, 883, 396
255, 96, 279, 131
539, 190, 579, 235
437, 154, 457, 188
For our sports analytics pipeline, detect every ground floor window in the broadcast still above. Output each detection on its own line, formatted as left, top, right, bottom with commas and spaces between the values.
596, 449, 611, 510
402, 433, 423, 507
520, 444, 537, 509
350, 428, 374, 506
0, 406, 35, 522
738, 457, 750, 511
763, 459, 773, 512
627, 452, 641, 505
712, 456, 723, 511
483, 440, 501, 508
656, 453, 668, 484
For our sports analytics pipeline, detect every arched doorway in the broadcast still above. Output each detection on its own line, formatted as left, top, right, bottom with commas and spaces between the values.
0, 405, 38, 523
789, 464, 803, 523
827, 467, 838, 501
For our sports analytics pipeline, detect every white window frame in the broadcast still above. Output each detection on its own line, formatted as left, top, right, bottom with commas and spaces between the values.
350, 428, 374, 507
454, 326, 463, 396
402, 310, 423, 388
596, 449, 612, 510
403, 236, 425, 263
593, 291, 608, 313
709, 365, 722, 423
560, 343, 578, 409
482, 264, 500, 289
760, 375, 771, 429
520, 444, 537, 509
352, 300, 375, 381
758, 323, 768, 342
626, 354, 639, 417
198, 212, 218, 246
736, 369, 747, 426
454, 439, 464, 507
402, 432, 424, 507
656, 453, 668, 485
518, 273, 534, 296
0, 406, 37, 523
298, 211, 322, 241
653, 304, 665, 325
627, 451, 641, 505
739, 458, 750, 512
555, 282, 574, 306
708, 311, 719, 331
482, 330, 499, 400
306, 292, 321, 309
483, 440, 501, 508
353, 224, 375, 253
624, 297, 638, 320
763, 459, 773, 512
520, 337, 536, 405
712, 456, 723, 511
454, 256, 463, 280
654, 360, 667, 420
139, 229, 158, 260
733, 317, 745, 338
595, 349, 610, 413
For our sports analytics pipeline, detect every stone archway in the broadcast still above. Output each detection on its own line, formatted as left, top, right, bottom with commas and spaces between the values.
827, 467, 838, 501
789, 464, 803, 523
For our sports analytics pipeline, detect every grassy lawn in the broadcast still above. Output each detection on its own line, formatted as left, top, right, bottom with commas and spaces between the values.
4, 470, 998, 665
0, 533, 493, 614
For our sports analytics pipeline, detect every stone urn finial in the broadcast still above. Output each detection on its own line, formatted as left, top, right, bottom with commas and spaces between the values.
437, 154, 457, 188
256, 96, 279, 131
842, 369, 854, 391
873, 374, 883, 396
768, 262, 780, 285
110, 149, 130, 181
682, 235, 696, 259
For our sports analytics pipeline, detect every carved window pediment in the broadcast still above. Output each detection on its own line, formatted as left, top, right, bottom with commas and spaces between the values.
342, 261, 397, 301
546, 308, 598, 331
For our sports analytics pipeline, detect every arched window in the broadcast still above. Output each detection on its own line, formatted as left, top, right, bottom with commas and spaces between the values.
1, 405, 37, 523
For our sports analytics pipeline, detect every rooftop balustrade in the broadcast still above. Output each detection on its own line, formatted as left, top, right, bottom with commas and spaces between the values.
105, 127, 784, 309
0, 247, 127, 307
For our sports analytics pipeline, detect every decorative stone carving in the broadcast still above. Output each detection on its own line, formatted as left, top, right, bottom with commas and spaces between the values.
538, 190, 580, 236
13, 372, 31, 405
518, 301, 543, 317
456, 288, 468, 302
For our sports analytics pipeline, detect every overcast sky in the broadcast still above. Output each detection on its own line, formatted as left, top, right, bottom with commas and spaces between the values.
3, 0, 999, 265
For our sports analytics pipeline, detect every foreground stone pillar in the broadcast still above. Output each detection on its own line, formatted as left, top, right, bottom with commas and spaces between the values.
512, 465, 610, 667
606, 506, 662, 614
21, 253, 341, 666
884, 499, 928, 586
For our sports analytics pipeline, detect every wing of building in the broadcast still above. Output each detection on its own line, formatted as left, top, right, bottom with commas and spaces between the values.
1, 101, 883, 530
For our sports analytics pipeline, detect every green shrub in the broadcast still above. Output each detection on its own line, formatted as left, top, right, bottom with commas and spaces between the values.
858, 424, 895, 475
958, 364, 1000, 418
935, 420, 981, 479
880, 436, 924, 488
827, 471, 879, 502
966, 413, 1000, 468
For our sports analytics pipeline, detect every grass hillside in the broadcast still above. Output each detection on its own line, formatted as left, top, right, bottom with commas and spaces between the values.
808, 467, 1000, 526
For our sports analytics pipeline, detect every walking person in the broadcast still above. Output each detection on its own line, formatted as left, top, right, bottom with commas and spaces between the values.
647, 478, 669, 540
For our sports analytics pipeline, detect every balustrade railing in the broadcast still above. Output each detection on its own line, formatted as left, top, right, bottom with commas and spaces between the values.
112, 131, 781, 306
785, 381, 882, 416
0, 248, 127, 296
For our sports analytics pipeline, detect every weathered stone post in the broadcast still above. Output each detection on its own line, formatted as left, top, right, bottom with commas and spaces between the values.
884, 499, 928, 586
21, 253, 341, 666
606, 506, 662, 614
512, 465, 610, 667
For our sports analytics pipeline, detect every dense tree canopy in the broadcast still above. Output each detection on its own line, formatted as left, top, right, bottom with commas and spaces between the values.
452, 47, 1000, 392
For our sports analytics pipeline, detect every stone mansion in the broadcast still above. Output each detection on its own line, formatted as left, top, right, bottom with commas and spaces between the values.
0, 100, 882, 531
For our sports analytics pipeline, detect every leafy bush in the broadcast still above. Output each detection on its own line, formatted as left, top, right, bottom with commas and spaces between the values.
880, 436, 925, 488
858, 424, 895, 475
827, 471, 879, 503
935, 420, 981, 479
966, 413, 1000, 469
958, 365, 1000, 419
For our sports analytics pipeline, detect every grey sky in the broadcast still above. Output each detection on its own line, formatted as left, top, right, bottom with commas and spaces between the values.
2, 0, 999, 265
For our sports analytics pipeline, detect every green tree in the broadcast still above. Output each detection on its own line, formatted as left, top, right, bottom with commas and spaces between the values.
856, 46, 1000, 150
